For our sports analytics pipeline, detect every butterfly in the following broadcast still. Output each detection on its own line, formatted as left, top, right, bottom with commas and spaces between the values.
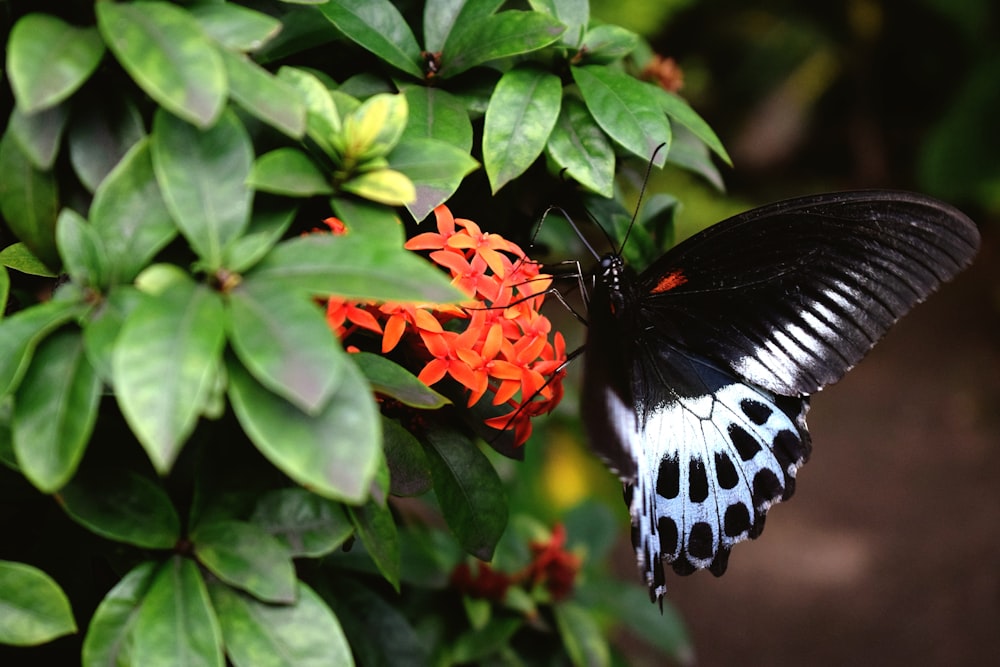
577, 190, 980, 603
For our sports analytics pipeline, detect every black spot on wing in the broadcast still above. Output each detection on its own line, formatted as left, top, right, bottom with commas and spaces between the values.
714, 451, 739, 489
658, 516, 678, 556
740, 398, 772, 425
752, 468, 783, 508
656, 456, 680, 499
730, 423, 761, 461
688, 458, 708, 502
687, 522, 714, 560
724, 503, 751, 537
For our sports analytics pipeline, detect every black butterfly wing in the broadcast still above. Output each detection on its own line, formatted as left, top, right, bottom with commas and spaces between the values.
634, 190, 980, 396
581, 190, 979, 602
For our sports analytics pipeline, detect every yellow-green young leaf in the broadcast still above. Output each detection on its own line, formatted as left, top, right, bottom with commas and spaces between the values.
277, 67, 341, 155
0, 560, 77, 646
342, 93, 408, 162
7, 14, 105, 113
340, 168, 415, 206
96, 1, 226, 128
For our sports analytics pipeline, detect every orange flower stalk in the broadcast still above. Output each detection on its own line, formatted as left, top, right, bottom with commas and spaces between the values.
324, 205, 566, 446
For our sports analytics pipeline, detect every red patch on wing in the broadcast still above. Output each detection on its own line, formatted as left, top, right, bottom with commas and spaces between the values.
650, 269, 688, 294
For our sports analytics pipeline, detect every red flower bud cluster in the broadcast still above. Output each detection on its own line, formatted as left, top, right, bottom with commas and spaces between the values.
324, 205, 566, 446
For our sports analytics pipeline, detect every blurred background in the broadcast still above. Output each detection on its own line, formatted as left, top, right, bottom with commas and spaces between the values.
539, 0, 999, 664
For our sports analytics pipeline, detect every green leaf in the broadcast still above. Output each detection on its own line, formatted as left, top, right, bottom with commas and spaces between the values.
546, 95, 615, 197
422, 425, 507, 560
96, 1, 226, 128
663, 124, 725, 190
330, 197, 405, 245
382, 417, 433, 497
439, 10, 565, 78
223, 203, 297, 274
248, 233, 464, 303
321, 576, 427, 666
68, 95, 146, 193
7, 14, 104, 113
58, 469, 181, 549
572, 65, 671, 165
112, 280, 227, 474
250, 488, 353, 558
220, 49, 306, 138
401, 85, 473, 150
227, 278, 345, 414
352, 351, 450, 409
530, 0, 589, 46
0, 268, 8, 317
209, 580, 354, 667
56, 209, 108, 288
424, 0, 505, 53
12, 329, 100, 493
152, 108, 253, 268
583, 580, 692, 663
348, 501, 400, 590
8, 103, 69, 170
389, 137, 480, 221
0, 243, 57, 277
82, 286, 143, 383
0, 299, 83, 397
317, 0, 422, 78
82, 562, 158, 667
0, 129, 60, 271
133, 557, 224, 667
248, 148, 332, 197
89, 138, 178, 284
190, 3, 282, 52
276, 67, 341, 155
654, 88, 732, 166
0, 560, 76, 645
340, 168, 416, 207
579, 24, 639, 63
553, 601, 611, 667
227, 354, 380, 504
192, 520, 296, 604
452, 615, 521, 664
483, 66, 562, 193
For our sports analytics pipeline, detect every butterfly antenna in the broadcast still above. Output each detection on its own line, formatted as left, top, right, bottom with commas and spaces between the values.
618, 142, 668, 254
538, 205, 602, 261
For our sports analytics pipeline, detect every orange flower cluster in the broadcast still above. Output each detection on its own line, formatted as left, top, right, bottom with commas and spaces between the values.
450, 524, 582, 602
325, 205, 566, 445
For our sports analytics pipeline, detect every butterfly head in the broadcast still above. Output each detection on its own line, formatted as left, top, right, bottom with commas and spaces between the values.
597, 253, 627, 313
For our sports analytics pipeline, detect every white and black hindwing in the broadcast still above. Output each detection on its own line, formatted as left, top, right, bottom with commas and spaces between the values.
580, 190, 980, 602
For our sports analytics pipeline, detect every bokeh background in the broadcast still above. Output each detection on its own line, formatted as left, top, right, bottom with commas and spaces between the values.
540, 0, 999, 664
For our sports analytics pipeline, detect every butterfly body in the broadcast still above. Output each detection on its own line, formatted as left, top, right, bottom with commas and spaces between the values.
579, 190, 980, 602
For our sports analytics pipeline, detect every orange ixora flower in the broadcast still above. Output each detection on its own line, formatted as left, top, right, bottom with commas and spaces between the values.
323, 205, 566, 446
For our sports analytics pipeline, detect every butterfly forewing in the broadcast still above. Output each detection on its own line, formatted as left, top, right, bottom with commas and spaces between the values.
581, 190, 980, 602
